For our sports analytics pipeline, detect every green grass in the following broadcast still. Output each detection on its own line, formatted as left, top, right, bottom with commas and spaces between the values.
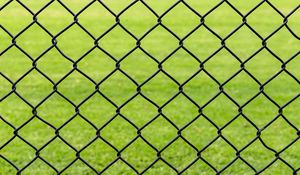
0, 0, 300, 174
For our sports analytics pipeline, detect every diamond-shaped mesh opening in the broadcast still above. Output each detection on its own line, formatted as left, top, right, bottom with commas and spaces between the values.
56, 24, 94, 59
162, 2, 199, 37
18, 117, 55, 148
122, 138, 157, 172
261, 117, 297, 151
40, 138, 76, 171
0, 47, 32, 81
243, 94, 278, 128
0, 138, 35, 168
267, 27, 300, 61
37, 48, 72, 82
121, 95, 157, 127
246, 2, 283, 37
142, 72, 178, 105
120, 2, 157, 37
121, 49, 157, 84
100, 116, 136, 150
240, 140, 275, 171
163, 49, 200, 83
16, 24, 52, 58
184, 26, 221, 60
245, 49, 281, 83
204, 49, 240, 83
100, 71, 136, 105
142, 116, 177, 149
78, 1, 115, 37
79, 93, 116, 127
222, 116, 257, 149
59, 116, 96, 149
264, 72, 300, 105
204, 2, 241, 37
37, 93, 75, 127
1, 1, 300, 174
37, 1, 73, 34
80, 138, 116, 172
226, 26, 261, 60
16, 70, 53, 105
183, 71, 219, 106
181, 116, 218, 149
161, 138, 197, 171
0, 1, 32, 34
203, 94, 237, 127
58, 71, 95, 104
100, 25, 136, 59
0, 94, 32, 127
224, 71, 259, 104
141, 25, 178, 61
77, 48, 115, 82
163, 94, 198, 127
201, 138, 236, 171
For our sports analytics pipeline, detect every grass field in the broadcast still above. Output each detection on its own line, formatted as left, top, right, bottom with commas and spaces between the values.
0, 0, 300, 174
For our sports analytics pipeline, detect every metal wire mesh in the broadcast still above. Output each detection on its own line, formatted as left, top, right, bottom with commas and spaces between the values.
0, 0, 300, 174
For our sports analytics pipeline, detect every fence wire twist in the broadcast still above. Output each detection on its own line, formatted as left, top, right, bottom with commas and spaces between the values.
0, 0, 300, 174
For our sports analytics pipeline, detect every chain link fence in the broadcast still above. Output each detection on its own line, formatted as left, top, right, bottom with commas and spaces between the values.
0, 0, 300, 174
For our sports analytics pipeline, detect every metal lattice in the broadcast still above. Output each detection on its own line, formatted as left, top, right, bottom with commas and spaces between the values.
0, 0, 300, 174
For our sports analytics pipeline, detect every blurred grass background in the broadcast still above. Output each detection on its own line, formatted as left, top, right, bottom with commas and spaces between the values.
0, 0, 300, 174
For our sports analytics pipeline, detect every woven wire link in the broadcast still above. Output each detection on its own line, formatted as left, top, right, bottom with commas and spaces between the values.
0, 0, 300, 174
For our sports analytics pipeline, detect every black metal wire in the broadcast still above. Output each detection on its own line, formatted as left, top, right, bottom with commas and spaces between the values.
0, 0, 300, 174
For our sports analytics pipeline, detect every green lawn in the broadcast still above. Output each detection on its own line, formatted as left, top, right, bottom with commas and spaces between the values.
0, 0, 300, 174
